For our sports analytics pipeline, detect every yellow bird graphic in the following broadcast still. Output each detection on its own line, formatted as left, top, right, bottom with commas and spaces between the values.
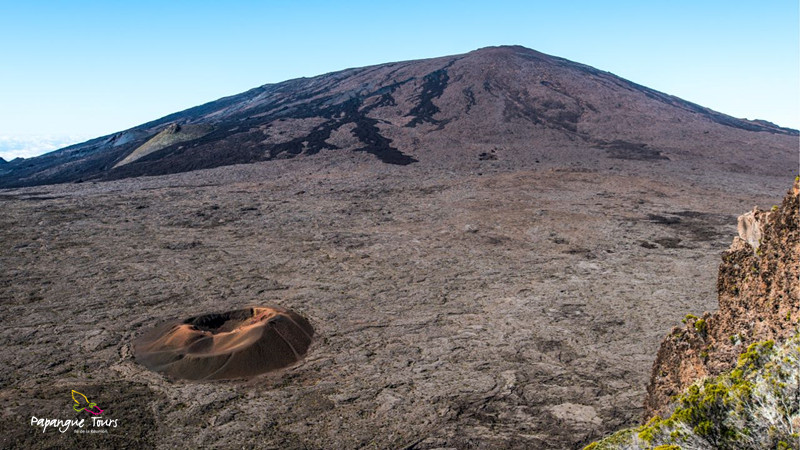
71, 390, 104, 416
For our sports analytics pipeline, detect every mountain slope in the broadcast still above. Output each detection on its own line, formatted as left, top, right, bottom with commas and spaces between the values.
0, 45, 796, 188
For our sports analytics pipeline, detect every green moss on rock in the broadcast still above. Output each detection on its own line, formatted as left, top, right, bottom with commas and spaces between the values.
585, 335, 800, 449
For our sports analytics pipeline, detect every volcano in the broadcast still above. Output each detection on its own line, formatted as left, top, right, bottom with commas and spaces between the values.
0, 45, 796, 188
2, 46, 800, 449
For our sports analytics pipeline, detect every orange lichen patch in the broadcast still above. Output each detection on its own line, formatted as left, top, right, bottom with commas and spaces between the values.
134, 306, 314, 380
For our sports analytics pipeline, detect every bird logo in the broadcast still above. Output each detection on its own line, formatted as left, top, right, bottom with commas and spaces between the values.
71, 390, 104, 416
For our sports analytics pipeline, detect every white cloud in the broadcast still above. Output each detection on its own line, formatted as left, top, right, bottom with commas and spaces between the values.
0, 135, 92, 161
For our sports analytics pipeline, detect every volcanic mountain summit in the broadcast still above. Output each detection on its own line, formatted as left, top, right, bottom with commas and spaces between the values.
2, 45, 799, 449
0, 45, 796, 187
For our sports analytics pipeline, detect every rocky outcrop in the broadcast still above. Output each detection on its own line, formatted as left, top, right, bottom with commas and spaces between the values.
644, 177, 800, 418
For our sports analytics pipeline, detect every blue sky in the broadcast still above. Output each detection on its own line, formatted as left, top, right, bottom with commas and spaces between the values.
0, 1, 797, 159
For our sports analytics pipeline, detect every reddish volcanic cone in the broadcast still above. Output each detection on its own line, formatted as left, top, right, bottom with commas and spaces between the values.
134, 306, 314, 380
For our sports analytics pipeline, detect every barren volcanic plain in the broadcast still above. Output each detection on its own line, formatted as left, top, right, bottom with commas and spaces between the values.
0, 46, 797, 448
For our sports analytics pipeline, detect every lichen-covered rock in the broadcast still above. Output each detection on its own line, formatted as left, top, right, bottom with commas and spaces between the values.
644, 177, 800, 419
